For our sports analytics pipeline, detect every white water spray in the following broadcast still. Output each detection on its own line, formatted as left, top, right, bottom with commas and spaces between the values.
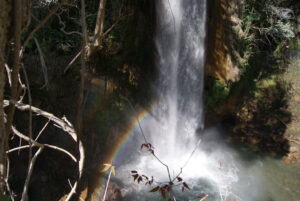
116, 0, 238, 197
113, 1, 300, 201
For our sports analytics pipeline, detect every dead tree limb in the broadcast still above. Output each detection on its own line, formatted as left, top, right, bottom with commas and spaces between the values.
3, 100, 85, 201
21, 147, 43, 201
10, 126, 77, 162
93, 0, 107, 47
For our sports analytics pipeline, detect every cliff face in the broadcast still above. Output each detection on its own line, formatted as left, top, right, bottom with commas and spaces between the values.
206, 0, 240, 82
205, 0, 300, 158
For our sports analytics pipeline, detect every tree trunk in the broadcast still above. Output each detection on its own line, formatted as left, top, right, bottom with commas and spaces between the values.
0, 0, 12, 194
93, 0, 107, 48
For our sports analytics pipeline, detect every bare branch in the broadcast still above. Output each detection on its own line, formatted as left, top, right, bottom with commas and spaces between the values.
64, 50, 82, 74
172, 139, 201, 182
20, 66, 34, 181
44, 144, 77, 162
93, 0, 107, 47
35, 119, 50, 141
5, 159, 15, 201
55, 13, 83, 36
33, 37, 49, 90
21, 147, 43, 201
3, 100, 77, 139
3, 100, 85, 201
4, 64, 12, 87
122, 97, 172, 181
17, 72, 26, 103
7, 145, 30, 154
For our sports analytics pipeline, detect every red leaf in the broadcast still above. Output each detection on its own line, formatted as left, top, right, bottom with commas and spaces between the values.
138, 176, 143, 183
183, 182, 190, 190
177, 177, 182, 182
149, 186, 160, 192
131, 170, 137, 173
142, 175, 149, 180
114, 188, 121, 194
132, 174, 138, 181
149, 176, 154, 185
160, 188, 166, 200
181, 186, 184, 192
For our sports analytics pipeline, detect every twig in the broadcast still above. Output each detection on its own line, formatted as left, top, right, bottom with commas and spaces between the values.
55, 13, 83, 36
35, 119, 50, 141
102, 169, 112, 201
44, 144, 77, 162
172, 139, 201, 182
5, 159, 15, 201
33, 37, 49, 90
17, 72, 26, 103
64, 50, 82, 74
10, 126, 77, 162
21, 65, 33, 185
4, 64, 12, 87
122, 97, 172, 181
21, 147, 43, 201
4, 100, 85, 201
7, 145, 30, 154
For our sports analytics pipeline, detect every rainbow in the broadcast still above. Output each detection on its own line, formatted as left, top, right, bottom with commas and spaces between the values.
105, 104, 155, 164
84, 92, 157, 196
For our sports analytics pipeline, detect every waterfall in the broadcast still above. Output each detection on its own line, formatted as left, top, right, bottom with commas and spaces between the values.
111, 1, 300, 201
153, 0, 207, 158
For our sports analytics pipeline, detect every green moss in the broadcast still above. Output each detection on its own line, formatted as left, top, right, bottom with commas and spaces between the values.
204, 77, 230, 108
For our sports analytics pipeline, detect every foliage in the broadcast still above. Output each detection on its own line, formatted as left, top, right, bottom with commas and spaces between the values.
204, 77, 230, 108
241, 0, 296, 49
23, 2, 81, 54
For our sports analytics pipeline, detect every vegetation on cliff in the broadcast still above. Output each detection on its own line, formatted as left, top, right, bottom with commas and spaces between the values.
205, 0, 299, 156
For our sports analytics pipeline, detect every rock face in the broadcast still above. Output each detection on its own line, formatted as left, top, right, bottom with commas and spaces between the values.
205, 0, 240, 82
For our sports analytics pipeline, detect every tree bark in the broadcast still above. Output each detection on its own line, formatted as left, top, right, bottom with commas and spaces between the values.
93, 0, 107, 48
0, 0, 12, 194
5, 0, 23, 141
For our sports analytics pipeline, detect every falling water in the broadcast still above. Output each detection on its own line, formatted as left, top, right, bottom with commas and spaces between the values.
154, 0, 206, 152
112, 0, 300, 200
